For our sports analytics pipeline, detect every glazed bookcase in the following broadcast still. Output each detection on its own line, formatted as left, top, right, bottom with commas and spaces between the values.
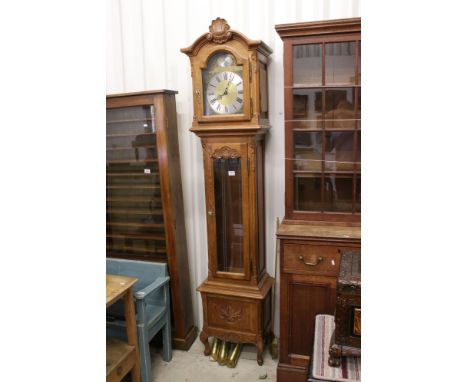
275, 18, 361, 382
106, 90, 197, 350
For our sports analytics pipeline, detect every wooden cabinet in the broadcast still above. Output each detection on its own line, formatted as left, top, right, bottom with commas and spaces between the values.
275, 18, 361, 382
106, 91, 197, 350
277, 225, 360, 381
181, 18, 273, 365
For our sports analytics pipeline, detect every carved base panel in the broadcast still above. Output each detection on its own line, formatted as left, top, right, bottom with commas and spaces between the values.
198, 278, 272, 366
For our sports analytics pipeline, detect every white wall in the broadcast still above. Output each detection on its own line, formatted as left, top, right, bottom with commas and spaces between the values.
107, 0, 361, 335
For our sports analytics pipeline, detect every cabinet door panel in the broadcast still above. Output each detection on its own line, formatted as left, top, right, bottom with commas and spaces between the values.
283, 274, 336, 364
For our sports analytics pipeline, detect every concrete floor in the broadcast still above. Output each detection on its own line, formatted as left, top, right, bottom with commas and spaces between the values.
150, 339, 278, 382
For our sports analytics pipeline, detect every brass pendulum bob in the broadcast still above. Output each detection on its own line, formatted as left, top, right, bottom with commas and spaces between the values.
209, 338, 220, 362
217, 341, 229, 366
226, 343, 243, 368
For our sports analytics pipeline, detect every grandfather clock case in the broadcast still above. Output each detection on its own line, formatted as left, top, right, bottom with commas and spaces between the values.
182, 18, 273, 365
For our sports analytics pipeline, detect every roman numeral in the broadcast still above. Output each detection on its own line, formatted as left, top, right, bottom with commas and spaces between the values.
217, 104, 221, 111
236, 82, 242, 87
223, 72, 227, 80
210, 98, 216, 105
224, 106, 228, 113
238, 90, 243, 94
236, 97, 243, 104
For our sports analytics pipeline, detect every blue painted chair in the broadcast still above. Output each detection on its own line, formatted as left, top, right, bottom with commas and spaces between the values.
106, 258, 172, 382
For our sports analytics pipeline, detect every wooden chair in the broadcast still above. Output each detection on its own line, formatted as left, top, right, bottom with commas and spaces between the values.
106, 258, 172, 382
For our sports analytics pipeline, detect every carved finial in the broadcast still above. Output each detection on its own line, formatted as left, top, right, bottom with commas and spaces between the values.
207, 17, 232, 44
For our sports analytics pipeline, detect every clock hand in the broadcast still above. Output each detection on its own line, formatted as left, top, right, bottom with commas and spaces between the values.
222, 77, 232, 96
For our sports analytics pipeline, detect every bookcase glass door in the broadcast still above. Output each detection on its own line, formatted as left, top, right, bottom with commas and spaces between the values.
106, 105, 167, 260
290, 39, 361, 217
213, 157, 244, 274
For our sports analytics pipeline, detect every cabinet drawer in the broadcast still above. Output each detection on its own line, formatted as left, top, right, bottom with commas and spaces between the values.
283, 243, 341, 276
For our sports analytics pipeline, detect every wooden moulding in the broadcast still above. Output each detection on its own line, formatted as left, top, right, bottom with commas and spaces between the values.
277, 220, 361, 242
181, 17, 272, 57
275, 17, 361, 39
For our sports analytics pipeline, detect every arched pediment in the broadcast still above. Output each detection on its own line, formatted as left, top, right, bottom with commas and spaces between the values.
181, 18, 272, 57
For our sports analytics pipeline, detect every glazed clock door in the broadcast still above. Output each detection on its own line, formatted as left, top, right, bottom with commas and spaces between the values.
205, 142, 250, 280
199, 50, 251, 122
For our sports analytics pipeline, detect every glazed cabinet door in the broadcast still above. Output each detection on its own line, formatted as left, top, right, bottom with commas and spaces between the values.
106, 104, 167, 261
204, 142, 251, 280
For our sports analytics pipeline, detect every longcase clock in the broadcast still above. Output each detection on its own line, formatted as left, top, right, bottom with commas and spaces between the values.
181, 18, 273, 365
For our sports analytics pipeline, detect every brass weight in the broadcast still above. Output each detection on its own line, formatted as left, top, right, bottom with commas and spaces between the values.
217, 341, 230, 366
209, 338, 220, 362
226, 343, 243, 368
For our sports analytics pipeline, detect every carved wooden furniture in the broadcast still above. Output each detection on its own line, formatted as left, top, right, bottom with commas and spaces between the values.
328, 250, 361, 367
106, 259, 172, 382
275, 18, 361, 382
181, 18, 273, 366
307, 315, 361, 381
106, 274, 140, 382
106, 91, 197, 350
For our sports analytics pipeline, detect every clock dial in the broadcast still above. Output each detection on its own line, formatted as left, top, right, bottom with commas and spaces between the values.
206, 71, 244, 115
202, 52, 244, 116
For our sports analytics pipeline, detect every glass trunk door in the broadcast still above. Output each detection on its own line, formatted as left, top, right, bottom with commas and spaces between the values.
206, 143, 250, 280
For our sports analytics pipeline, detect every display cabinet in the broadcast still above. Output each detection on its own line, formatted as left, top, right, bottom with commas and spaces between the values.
106, 91, 197, 350
182, 18, 273, 365
275, 18, 361, 382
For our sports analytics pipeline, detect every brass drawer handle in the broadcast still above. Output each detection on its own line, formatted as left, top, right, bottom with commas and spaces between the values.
299, 255, 323, 266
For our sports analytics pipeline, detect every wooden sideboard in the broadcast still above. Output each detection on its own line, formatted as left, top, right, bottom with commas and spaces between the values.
277, 221, 360, 382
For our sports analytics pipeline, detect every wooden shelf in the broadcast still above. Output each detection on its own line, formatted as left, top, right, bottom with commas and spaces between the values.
107, 173, 159, 177
107, 132, 155, 138
107, 222, 165, 229
107, 245, 166, 255
107, 233, 166, 241
107, 118, 153, 125
289, 84, 361, 89
106, 337, 136, 380
293, 170, 357, 175
107, 185, 160, 190
107, 197, 161, 203
106, 159, 158, 164
107, 145, 156, 151
107, 209, 163, 215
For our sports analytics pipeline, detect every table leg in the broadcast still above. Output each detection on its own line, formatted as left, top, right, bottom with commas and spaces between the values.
124, 288, 141, 382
